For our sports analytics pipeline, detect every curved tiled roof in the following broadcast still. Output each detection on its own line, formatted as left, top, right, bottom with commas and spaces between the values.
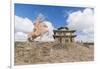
58, 27, 69, 30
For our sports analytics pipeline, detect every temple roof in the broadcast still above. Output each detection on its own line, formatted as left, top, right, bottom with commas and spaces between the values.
54, 27, 75, 32
58, 27, 69, 30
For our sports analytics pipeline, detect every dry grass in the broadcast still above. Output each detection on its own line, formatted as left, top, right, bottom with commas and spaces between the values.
14, 41, 94, 65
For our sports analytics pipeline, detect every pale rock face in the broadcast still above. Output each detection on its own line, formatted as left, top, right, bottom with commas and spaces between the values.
34, 21, 55, 42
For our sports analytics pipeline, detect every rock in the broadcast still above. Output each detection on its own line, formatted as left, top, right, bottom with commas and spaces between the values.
15, 41, 94, 65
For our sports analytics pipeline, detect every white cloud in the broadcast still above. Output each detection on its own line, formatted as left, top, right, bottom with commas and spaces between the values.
15, 15, 34, 33
67, 8, 94, 42
15, 15, 54, 42
15, 32, 28, 42
15, 15, 34, 41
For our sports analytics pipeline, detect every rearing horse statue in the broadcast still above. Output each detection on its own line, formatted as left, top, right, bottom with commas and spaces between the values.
28, 19, 49, 42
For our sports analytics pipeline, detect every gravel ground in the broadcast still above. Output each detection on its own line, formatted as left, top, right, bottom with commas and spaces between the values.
14, 41, 94, 65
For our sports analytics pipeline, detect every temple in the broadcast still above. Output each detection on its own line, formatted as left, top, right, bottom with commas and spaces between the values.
53, 27, 76, 44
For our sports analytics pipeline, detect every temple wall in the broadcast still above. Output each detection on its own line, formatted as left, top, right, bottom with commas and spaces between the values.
54, 30, 76, 43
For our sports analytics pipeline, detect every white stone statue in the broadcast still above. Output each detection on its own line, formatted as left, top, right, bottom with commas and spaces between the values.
28, 19, 54, 42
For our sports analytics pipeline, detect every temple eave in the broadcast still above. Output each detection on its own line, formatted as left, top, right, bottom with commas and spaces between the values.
53, 30, 76, 32
53, 35, 77, 37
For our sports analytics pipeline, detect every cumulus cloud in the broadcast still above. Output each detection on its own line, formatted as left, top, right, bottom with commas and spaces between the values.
15, 15, 34, 33
67, 8, 94, 42
15, 32, 28, 42
15, 15, 34, 41
15, 15, 54, 42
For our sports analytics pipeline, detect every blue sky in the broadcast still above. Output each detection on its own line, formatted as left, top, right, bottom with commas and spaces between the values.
15, 3, 90, 28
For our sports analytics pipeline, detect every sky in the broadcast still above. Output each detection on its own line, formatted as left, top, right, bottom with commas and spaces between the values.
15, 3, 89, 28
14, 3, 94, 42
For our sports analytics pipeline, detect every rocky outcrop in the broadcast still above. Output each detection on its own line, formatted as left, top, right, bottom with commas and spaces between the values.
15, 42, 94, 65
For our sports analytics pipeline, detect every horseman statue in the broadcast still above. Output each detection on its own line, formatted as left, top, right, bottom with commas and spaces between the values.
28, 14, 54, 42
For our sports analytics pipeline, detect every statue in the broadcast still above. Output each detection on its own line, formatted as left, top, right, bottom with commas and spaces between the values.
28, 16, 54, 42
